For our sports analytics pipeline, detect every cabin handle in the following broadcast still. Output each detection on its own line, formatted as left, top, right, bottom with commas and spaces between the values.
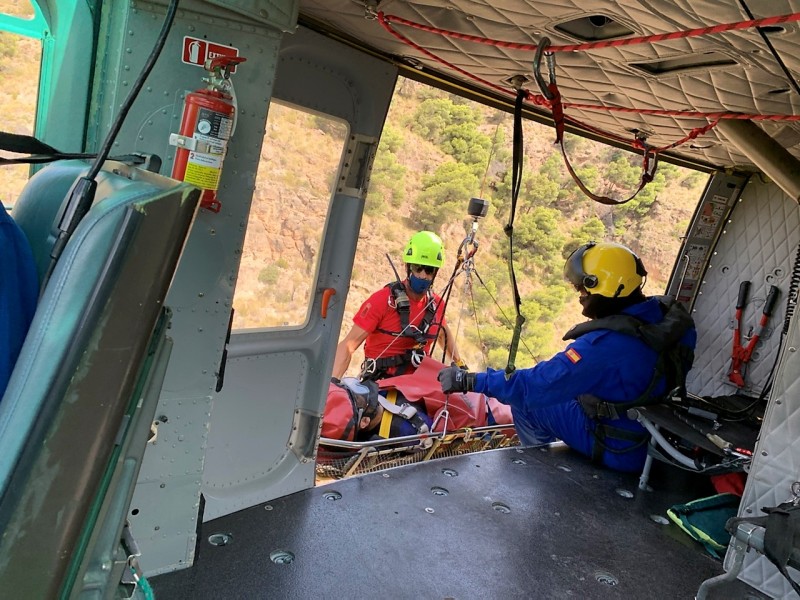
321, 288, 336, 319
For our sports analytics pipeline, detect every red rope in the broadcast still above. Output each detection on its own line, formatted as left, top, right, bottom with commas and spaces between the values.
377, 12, 514, 100
381, 11, 800, 54
379, 13, 799, 124
557, 101, 800, 121
377, 8, 794, 165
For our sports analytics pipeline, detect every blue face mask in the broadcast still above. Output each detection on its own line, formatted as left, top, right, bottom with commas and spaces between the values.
408, 273, 432, 294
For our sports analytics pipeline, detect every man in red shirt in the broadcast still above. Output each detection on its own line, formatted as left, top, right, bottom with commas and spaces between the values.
333, 231, 463, 381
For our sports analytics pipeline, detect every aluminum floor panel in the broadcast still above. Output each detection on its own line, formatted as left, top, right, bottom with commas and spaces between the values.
151, 445, 763, 599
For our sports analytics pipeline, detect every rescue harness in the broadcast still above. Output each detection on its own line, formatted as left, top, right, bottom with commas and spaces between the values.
562, 296, 695, 463
375, 389, 431, 447
362, 281, 440, 380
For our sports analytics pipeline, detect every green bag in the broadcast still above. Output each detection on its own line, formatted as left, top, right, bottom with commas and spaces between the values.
667, 492, 741, 558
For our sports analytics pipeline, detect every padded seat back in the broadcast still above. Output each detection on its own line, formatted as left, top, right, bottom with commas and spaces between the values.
10, 160, 87, 284
0, 159, 199, 597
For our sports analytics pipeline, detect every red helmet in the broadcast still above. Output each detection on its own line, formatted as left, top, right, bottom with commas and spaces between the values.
322, 378, 380, 441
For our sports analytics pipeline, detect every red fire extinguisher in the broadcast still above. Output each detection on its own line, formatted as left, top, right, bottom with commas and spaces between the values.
170, 55, 246, 212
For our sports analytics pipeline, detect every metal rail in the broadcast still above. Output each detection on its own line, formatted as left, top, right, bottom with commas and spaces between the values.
316, 424, 518, 479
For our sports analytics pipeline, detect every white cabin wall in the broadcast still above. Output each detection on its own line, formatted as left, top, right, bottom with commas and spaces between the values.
684, 175, 800, 598
687, 178, 799, 399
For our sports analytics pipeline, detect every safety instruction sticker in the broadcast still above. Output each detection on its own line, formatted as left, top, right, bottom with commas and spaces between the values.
683, 243, 709, 280
182, 37, 240, 72
184, 162, 222, 190
693, 199, 728, 239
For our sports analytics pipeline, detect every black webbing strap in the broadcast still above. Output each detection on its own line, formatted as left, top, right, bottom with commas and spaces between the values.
590, 422, 650, 465
503, 88, 527, 378
0, 131, 145, 166
377, 283, 438, 346
762, 503, 800, 595
727, 502, 800, 595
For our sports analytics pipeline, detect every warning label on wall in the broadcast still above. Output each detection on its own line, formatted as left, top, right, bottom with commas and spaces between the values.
182, 37, 240, 72
184, 162, 222, 190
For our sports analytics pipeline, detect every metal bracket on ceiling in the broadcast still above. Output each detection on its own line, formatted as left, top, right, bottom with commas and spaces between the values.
363, 0, 379, 20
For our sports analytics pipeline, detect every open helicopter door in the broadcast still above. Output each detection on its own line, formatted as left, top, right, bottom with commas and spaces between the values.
197, 26, 396, 521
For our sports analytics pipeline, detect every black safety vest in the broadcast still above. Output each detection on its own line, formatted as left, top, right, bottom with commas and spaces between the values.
563, 297, 695, 460
376, 281, 439, 347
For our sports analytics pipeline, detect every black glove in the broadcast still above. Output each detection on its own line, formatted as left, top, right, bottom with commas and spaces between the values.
438, 366, 475, 393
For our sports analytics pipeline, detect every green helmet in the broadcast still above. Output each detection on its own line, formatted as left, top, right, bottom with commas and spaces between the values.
403, 231, 444, 268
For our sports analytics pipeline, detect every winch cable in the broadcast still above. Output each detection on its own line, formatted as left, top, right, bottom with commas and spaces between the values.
465, 274, 485, 367
471, 267, 537, 364
434, 230, 479, 363
432, 257, 462, 362
502, 88, 527, 377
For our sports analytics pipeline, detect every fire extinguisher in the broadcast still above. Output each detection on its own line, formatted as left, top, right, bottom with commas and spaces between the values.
170, 55, 246, 212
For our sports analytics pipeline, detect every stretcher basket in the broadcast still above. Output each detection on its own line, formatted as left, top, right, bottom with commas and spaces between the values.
316, 424, 518, 481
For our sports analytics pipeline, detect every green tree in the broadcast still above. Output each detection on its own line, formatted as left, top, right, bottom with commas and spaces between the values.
410, 98, 480, 143
606, 155, 640, 190
539, 152, 564, 181
440, 121, 492, 170
258, 264, 281, 285
564, 217, 606, 255
379, 124, 404, 153
514, 207, 565, 267
414, 162, 480, 230
619, 170, 668, 216
367, 150, 406, 215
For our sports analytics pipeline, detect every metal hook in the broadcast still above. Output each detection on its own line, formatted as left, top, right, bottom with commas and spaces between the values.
533, 37, 556, 100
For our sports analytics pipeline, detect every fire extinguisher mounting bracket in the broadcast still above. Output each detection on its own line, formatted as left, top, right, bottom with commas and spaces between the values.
168, 133, 212, 153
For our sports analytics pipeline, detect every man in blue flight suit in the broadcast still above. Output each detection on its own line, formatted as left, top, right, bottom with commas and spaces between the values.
0, 203, 38, 399
438, 242, 696, 473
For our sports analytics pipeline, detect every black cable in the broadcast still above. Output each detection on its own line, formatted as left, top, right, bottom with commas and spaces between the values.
468, 278, 487, 368
42, 0, 180, 291
432, 255, 462, 362
750, 242, 800, 405
783, 243, 800, 335
738, 0, 800, 96
87, 0, 180, 180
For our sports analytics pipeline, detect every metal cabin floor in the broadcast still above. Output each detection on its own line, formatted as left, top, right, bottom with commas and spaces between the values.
151, 445, 764, 599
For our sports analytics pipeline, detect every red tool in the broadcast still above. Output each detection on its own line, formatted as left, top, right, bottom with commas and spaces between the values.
729, 281, 780, 387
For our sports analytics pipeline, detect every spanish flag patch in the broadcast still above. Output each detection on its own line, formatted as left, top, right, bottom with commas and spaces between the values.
565, 348, 582, 364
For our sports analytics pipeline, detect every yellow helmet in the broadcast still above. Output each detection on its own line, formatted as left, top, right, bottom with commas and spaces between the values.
403, 231, 444, 268
564, 242, 647, 298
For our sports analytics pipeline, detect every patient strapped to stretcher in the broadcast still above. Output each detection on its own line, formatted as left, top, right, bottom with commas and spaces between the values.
321, 357, 514, 443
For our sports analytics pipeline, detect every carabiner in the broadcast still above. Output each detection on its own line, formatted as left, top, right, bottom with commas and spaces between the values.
533, 37, 556, 101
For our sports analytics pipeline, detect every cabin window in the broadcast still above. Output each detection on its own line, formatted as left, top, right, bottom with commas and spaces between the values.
0, 0, 45, 208
232, 102, 349, 329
